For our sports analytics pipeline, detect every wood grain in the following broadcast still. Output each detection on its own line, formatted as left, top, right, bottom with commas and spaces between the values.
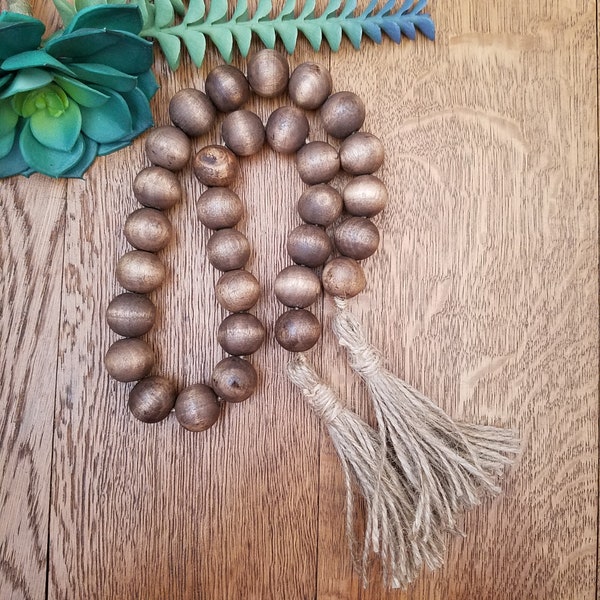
0, 0, 597, 599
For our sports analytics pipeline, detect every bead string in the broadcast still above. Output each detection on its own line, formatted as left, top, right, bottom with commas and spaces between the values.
105, 49, 388, 432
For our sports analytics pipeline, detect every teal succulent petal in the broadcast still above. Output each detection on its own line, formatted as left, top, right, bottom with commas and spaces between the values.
0, 68, 53, 99
0, 130, 28, 177
1, 50, 76, 77
136, 69, 159, 101
0, 129, 16, 159
60, 136, 99, 178
19, 121, 86, 177
65, 5, 143, 36
80, 89, 132, 143
121, 87, 154, 141
54, 75, 109, 108
30, 100, 82, 152
67, 63, 137, 93
0, 14, 45, 60
97, 139, 131, 156
0, 98, 19, 136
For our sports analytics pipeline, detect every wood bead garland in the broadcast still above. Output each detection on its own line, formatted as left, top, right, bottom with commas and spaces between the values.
193, 145, 239, 186
205, 64, 251, 112
145, 126, 191, 171
133, 166, 181, 209
129, 376, 177, 423
247, 49, 289, 97
169, 89, 216, 136
106, 293, 156, 337
222, 109, 265, 156
288, 62, 332, 110
124, 208, 173, 252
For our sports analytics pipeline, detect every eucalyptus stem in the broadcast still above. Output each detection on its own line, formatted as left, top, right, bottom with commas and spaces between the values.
7, 0, 32, 15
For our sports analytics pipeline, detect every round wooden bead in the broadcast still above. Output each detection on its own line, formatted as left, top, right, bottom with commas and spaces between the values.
116, 250, 166, 293
106, 292, 156, 337
297, 184, 343, 226
339, 132, 385, 175
288, 62, 332, 110
124, 208, 173, 252
133, 166, 181, 210
215, 270, 261, 312
193, 145, 239, 187
217, 313, 265, 356
105, 338, 154, 382
212, 357, 257, 403
221, 110, 265, 156
342, 174, 388, 217
197, 188, 244, 229
206, 229, 251, 271
145, 126, 191, 171
274, 265, 321, 308
129, 376, 176, 423
169, 88, 216, 136
247, 49, 289, 98
320, 91, 365, 139
175, 384, 221, 432
321, 257, 366, 298
275, 309, 321, 352
266, 107, 309, 154
296, 141, 339, 184
205, 64, 250, 112
287, 224, 332, 267
334, 217, 380, 260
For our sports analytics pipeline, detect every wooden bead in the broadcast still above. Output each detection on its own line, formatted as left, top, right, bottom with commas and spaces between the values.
217, 313, 265, 356
169, 88, 216, 136
116, 250, 165, 293
129, 376, 176, 423
334, 217, 380, 260
295, 141, 339, 184
205, 64, 250, 112
211, 357, 257, 403
320, 91, 366, 139
247, 49, 289, 98
275, 309, 321, 352
321, 257, 366, 298
106, 292, 156, 337
124, 208, 173, 252
206, 229, 250, 271
266, 107, 309, 154
133, 166, 181, 210
215, 270, 261, 312
105, 338, 154, 382
193, 145, 238, 187
197, 188, 244, 229
175, 384, 221, 432
221, 110, 265, 156
288, 62, 332, 110
274, 265, 321, 308
145, 126, 191, 171
287, 224, 332, 267
343, 174, 388, 217
339, 132, 385, 175
297, 184, 343, 226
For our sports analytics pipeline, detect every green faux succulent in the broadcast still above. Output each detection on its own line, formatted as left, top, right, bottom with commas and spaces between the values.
0, 5, 158, 178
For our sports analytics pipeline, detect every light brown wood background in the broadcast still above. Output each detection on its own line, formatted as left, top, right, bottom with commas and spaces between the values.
0, 0, 597, 598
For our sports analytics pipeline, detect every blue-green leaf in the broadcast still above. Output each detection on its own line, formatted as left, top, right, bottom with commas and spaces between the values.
183, 0, 206, 24
97, 139, 131, 156
322, 22, 342, 51
154, 0, 175, 28
274, 23, 298, 53
298, 23, 322, 50
29, 100, 82, 151
65, 5, 143, 34
0, 15, 45, 60
0, 98, 19, 137
136, 70, 159, 100
59, 136, 99, 178
231, 0, 249, 22
120, 87, 153, 140
67, 63, 138, 93
53, 0, 78, 27
231, 27, 252, 56
181, 30, 206, 67
206, 0, 228, 24
341, 20, 362, 48
1, 50, 76, 76
207, 29, 233, 62
0, 129, 15, 159
54, 75, 109, 107
0, 128, 28, 177
253, 0, 272, 20
170, 0, 187, 16
80, 89, 132, 143
0, 68, 53, 99
252, 24, 276, 48
155, 32, 182, 70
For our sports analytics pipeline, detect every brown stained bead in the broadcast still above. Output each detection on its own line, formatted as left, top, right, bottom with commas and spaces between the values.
211, 357, 257, 403
342, 174, 389, 217
193, 145, 239, 187
116, 250, 166, 293
197, 188, 244, 230
321, 257, 366, 298
274, 265, 321, 308
274, 309, 321, 352
320, 91, 366, 139
145, 126, 191, 171
124, 208, 173, 252
105, 338, 154, 382
205, 64, 250, 112
288, 62, 333, 110
247, 49, 289, 98
133, 166, 182, 210
215, 270, 261, 312
295, 141, 339, 185
334, 217, 380, 260
169, 88, 216, 136
287, 223, 332, 267
217, 313, 265, 356
221, 110, 265, 156
129, 376, 176, 423
175, 384, 221, 431
339, 132, 385, 175
266, 107, 309, 154
106, 292, 156, 337
297, 184, 343, 226
206, 229, 251, 271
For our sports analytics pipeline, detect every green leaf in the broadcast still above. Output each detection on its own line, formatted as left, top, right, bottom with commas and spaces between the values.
0, 126, 28, 177
54, 75, 110, 107
170, 0, 187, 16
183, 0, 205, 24
252, 24, 276, 48
0, 15, 45, 60
341, 20, 362, 48
136, 70, 159, 100
298, 22, 322, 50
277, 0, 296, 19
298, 0, 316, 19
206, 0, 228, 24
0, 129, 16, 159
67, 63, 138, 93
322, 22, 342, 51
121, 87, 153, 140
231, 0, 249, 22
97, 139, 131, 156
274, 23, 298, 53
29, 100, 82, 151
60, 136, 98, 178
154, 32, 182, 70
0, 98, 19, 137
80, 89, 132, 143
1, 50, 76, 76
207, 29, 233, 62
231, 26, 252, 56
66, 5, 143, 35
0, 68, 53, 99
181, 30, 206, 67
52, 0, 78, 27
253, 0, 272, 20
154, 0, 175, 28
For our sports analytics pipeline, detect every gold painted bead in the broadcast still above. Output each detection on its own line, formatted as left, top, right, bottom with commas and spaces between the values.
212, 357, 257, 402
193, 145, 239, 187
217, 313, 265, 356
116, 250, 166, 293
175, 384, 221, 431
342, 174, 388, 217
297, 184, 343, 226
287, 224, 332, 267
320, 91, 366, 139
275, 309, 321, 352
334, 217, 380, 260
222, 109, 265, 156
215, 270, 261, 312
206, 228, 251, 271
296, 141, 339, 184
321, 257, 366, 298
197, 188, 244, 230
129, 376, 176, 423
266, 106, 309, 154
288, 62, 332, 110
247, 49, 289, 98
274, 265, 321, 308
124, 208, 173, 252
205, 64, 250, 113
133, 166, 181, 210
106, 292, 156, 337
145, 126, 191, 171
169, 88, 216, 136
105, 338, 154, 382
339, 132, 385, 175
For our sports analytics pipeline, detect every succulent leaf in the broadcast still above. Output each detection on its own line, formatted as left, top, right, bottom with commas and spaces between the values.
65, 4, 144, 34
29, 96, 82, 151
0, 14, 45, 60
79, 88, 133, 143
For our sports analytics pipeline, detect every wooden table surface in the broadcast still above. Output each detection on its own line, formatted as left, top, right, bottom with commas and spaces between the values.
1, 1, 597, 599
